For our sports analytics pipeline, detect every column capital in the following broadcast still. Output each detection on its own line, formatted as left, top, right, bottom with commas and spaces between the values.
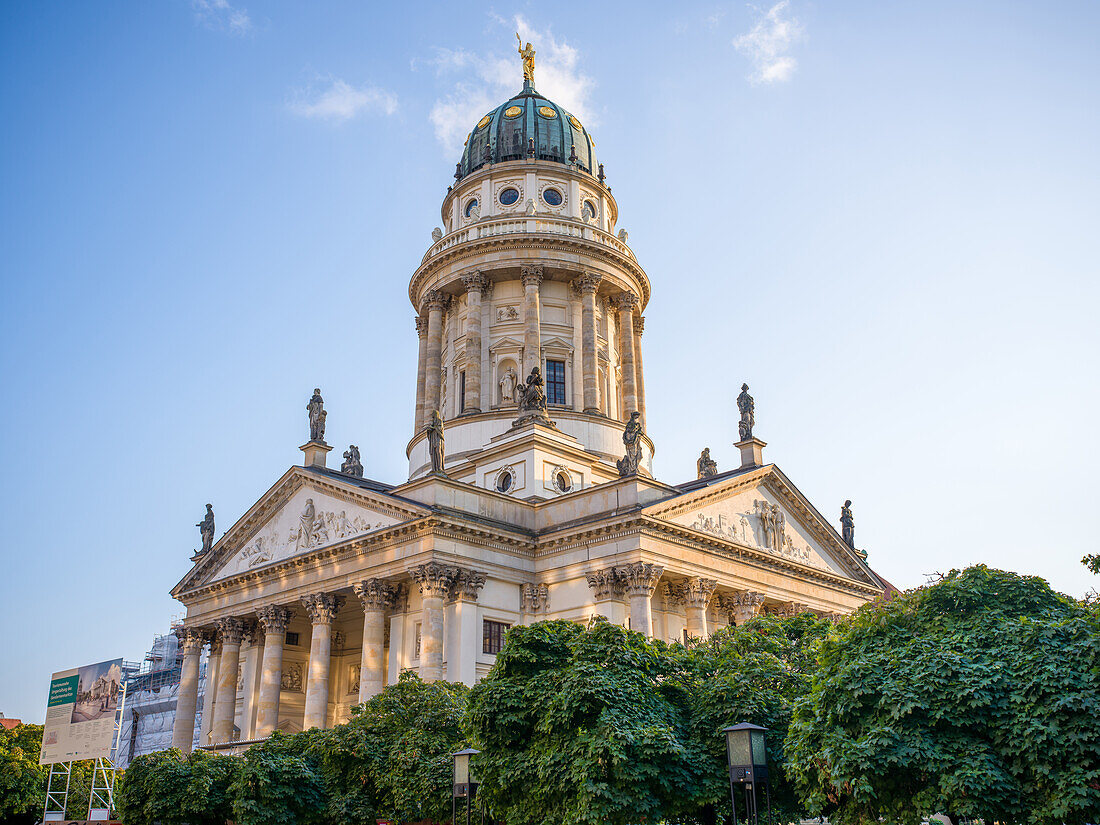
521, 582, 550, 614
633, 315, 645, 335
301, 593, 344, 625
616, 562, 664, 597
242, 621, 263, 647
461, 271, 491, 294
173, 626, 205, 655
215, 617, 245, 645
410, 562, 457, 600
521, 265, 544, 287
423, 290, 450, 313
447, 568, 487, 604
775, 600, 812, 618
610, 291, 639, 310
256, 604, 293, 635
415, 316, 428, 337
661, 581, 685, 611
571, 272, 602, 296
353, 578, 400, 612
677, 577, 718, 608
586, 566, 626, 601
717, 590, 765, 624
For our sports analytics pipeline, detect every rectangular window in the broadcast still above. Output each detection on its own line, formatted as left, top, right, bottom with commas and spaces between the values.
285, 631, 299, 647
459, 370, 466, 413
546, 359, 566, 405
483, 620, 511, 655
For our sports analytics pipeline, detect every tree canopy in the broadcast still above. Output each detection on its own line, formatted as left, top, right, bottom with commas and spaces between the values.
786, 565, 1100, 825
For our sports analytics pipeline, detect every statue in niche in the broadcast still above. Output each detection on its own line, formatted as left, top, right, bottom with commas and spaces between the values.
840, 500, 855, 549
196, 504, 215, 555
307, 388, 327, 443
697, 448, 718, 478
341, 445, 363, 477
295, 499, 316, 551
427, 410, 446, 475
499, 366, 518, 404
616, 412, 644, 477
737, 383, 754, 441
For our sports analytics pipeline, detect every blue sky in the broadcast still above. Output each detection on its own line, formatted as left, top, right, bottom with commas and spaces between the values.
2, 1, 1098, 722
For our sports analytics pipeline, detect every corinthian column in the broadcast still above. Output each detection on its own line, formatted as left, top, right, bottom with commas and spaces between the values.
353, 579, 398, 702
718, 591, 765, 626
423, 291, 448, 418
633, 315, 647, 426
573, 272, 602, 413
254, 605, 292, 738
521, 266, 543, 375
461, 272, 490, 413
210, 617, 244, 743
410, 562, 456, 681
680, 578, 718, 640
613, 292, 639, 417
414, 316, 428, 432
301, 593, 344, 730
618, 563, 664, 637
170, 627, 204, 752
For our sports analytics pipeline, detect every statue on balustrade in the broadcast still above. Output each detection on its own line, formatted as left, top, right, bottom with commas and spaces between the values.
341, 445, 363, 477
840, 500, 855, 549
697, 448, 718, 479
617, 412, 644, 477
196, 504, 215, 555
737, 383, 754, 441
307, 388, 327, 443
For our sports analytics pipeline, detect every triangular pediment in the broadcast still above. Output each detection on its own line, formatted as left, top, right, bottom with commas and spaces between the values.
488, 336, 525, 352
174, 467, 429, 594
645, 466, 877, 586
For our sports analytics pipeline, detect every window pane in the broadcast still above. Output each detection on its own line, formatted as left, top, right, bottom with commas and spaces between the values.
546, 359, 566, 405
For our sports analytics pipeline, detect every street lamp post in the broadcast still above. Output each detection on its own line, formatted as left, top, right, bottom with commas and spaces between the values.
452, 747, 480, 825
723, 723, 770, 825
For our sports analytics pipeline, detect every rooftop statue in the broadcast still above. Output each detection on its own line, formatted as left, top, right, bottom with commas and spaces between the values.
697, 447, 718, 479
307, 388, 327, 443
341, 445, 364, 477
737, 383, 755, 441
617, 412, 644, 477
516, 33, 535, 85
427, 410, 446, 476
196, 504, 215, 555
840, 499, 855, 549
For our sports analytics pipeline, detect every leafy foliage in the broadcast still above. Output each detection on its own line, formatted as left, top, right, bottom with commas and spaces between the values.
786, 565, 1100, 825
115, 747, 237, 825
230, 732, 326, 825
0, 723, 47, 823
1083, 552, 1100, 576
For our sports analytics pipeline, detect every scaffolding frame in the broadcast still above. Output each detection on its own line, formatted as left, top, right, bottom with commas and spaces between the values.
43, 761, 72, 821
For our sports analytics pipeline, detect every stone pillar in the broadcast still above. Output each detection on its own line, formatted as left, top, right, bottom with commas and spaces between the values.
480, 280, 493, 411
414, 316, 428, 432
237, 624, 262, 740
410, 562, 455, 681
521, 266, 543, 375
573, 272, 602, 413
423, 291, 448, 418
568, 282, 584, 411
461, 272, 489, 414
613, 292, 639, 417
680, 578, 718, 640
170, 627, 204, 753
445, 569, 486, 685
633, 315, 647, 426
254, 605, 292, 738
301, 593, 344, 730
618, 563, 664, 638
211, 618, 244, 743
198, 639, 219, 745
353, 579, 398, 702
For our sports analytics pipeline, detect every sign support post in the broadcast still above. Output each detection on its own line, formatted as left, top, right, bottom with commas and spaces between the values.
88, 679, 128, 820
43, 761, 72, 821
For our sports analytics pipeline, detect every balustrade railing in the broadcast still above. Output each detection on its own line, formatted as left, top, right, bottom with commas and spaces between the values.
422, 215, 634, 262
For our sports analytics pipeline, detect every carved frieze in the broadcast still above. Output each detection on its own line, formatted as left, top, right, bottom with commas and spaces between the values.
280, 663, 303, 692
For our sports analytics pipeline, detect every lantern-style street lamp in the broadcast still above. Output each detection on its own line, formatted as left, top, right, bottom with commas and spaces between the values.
452, 747, 480, 825
723, 723, 770, 825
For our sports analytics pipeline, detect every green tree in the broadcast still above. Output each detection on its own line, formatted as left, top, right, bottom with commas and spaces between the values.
318, 670, 469, 824
0, 723, 47, 824
115, 747, 237, 825
230, 731, 326, 825
1083, 552, 1100, 576
786, 565, 1100, 825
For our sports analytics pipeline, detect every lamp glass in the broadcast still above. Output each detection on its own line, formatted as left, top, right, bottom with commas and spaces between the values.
750, 730, 767, 767
454, 752, 470, 785
726, 728, 751, 767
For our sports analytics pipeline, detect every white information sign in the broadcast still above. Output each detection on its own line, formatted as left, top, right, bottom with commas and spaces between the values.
39, 658, 123, 765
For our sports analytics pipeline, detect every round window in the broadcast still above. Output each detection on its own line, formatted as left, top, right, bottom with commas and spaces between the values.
554, 471, 571, 493
464, 198, 479, 218
496, 471, 513, 493
499, 187, 520, 206
542, 188, 563, 207
582, 200, 597, 220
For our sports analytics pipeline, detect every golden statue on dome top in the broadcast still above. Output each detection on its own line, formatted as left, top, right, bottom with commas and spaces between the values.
516, 33, 535, 85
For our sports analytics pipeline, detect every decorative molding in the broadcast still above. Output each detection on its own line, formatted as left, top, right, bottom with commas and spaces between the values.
521, 582, 549, 613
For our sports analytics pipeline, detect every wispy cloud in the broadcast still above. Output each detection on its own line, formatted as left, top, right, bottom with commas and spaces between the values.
733, 1, 803, 84
192, 0, 252, 36
288, 77, 398, 122
428, 15, 595, 155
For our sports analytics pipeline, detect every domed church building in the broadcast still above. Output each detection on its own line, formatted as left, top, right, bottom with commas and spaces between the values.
168, 48, 888, 753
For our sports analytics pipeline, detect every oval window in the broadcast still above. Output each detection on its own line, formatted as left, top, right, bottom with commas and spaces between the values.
499, 187, 520, 206
496, 471, 513, 493
464, 198, 479, 218
477, 114, 492, 129
504, 105, 523, 118
538, 105, 558, 119
582, 200, 597, 220
542, 188, 563, 207
555, 471, 571, 492
569, 115, 583, 131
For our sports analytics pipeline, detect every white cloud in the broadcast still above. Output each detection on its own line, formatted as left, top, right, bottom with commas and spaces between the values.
192, 0, 252, 36
428, 15, 595, 155
733, 1, 803, 84
288, 78, 398, 122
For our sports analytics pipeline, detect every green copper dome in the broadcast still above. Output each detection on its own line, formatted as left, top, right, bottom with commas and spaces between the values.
457, 84, 599, 181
